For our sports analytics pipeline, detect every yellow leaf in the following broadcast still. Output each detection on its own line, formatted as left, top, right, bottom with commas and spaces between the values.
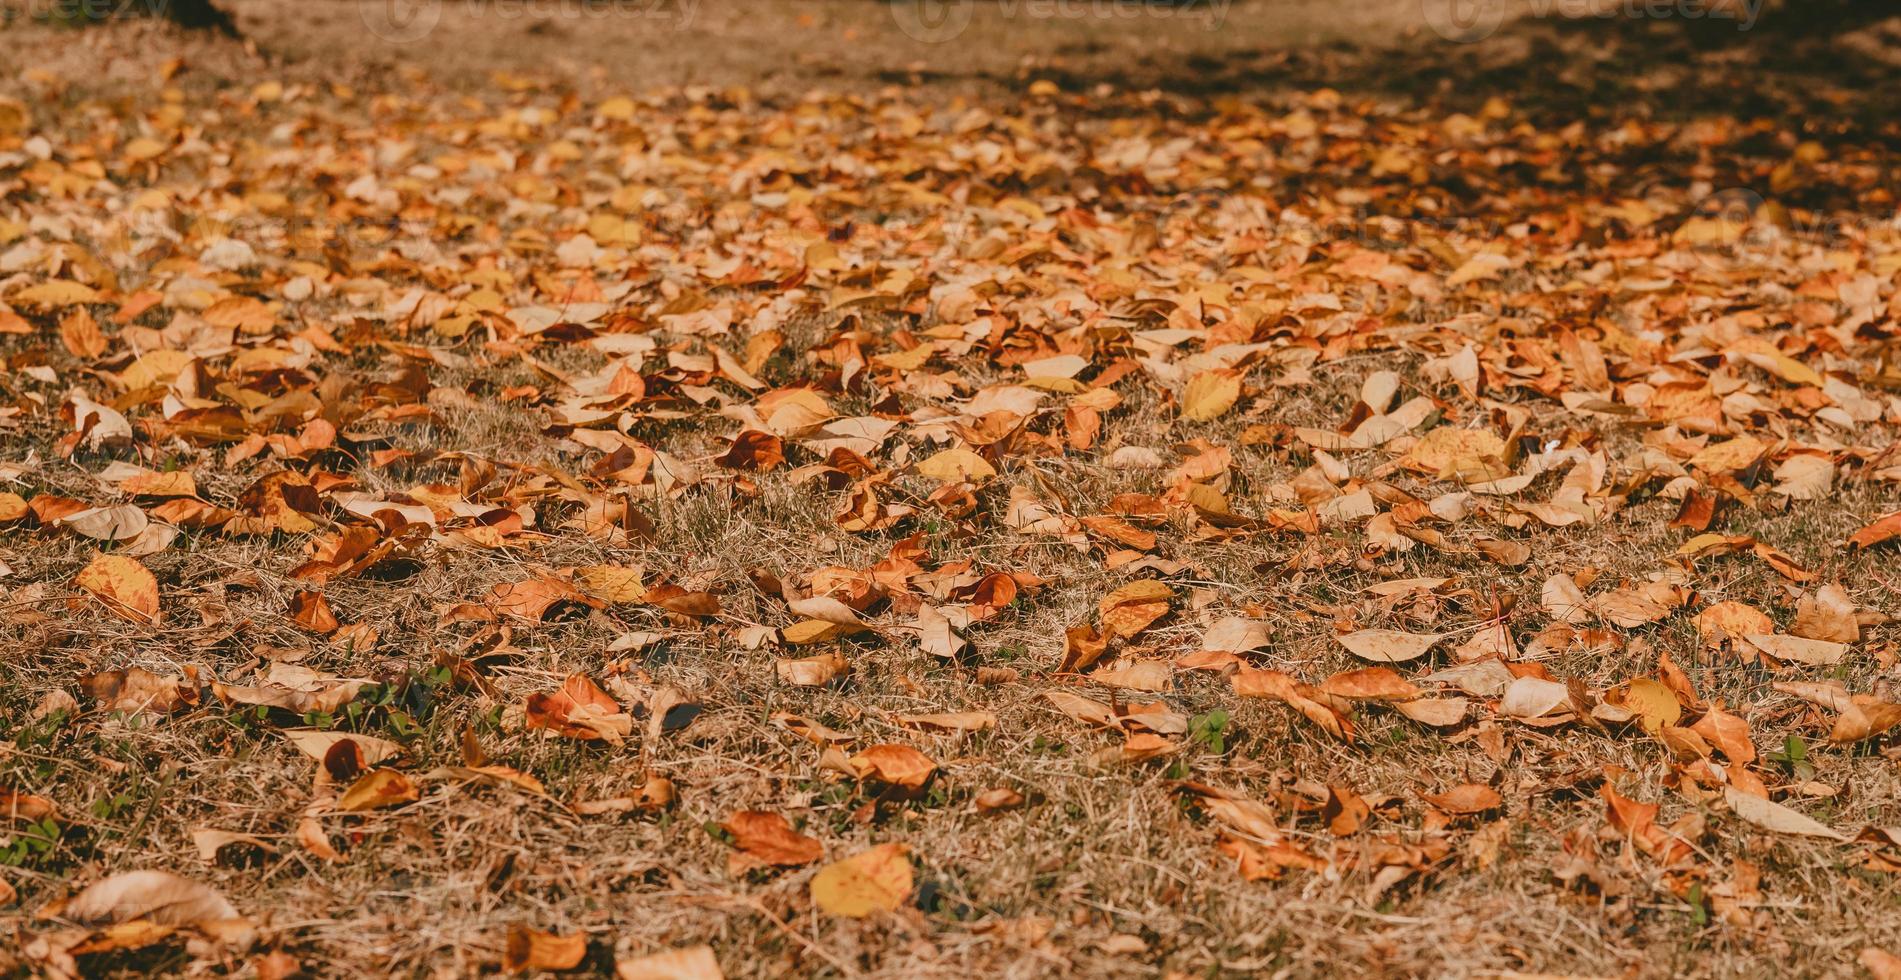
119, 349, 194, 391
573, 564, 646, 603
1624, 678, 1681, 734
1180, 369, 1242, 421
914, 448, 996, 483
11, 280, 101, 308
810, 844, 912, 918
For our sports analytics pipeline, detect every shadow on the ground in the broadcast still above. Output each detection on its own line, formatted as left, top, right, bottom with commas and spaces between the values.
964, 0, 1901, 152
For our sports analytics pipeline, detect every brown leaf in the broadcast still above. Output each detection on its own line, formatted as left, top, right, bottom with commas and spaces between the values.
1423, 784, 1502, 816
1794, 584, 1860, 644
723, 811, 823, 873
1337, 628, 1440, 663
82, 667, 196, 716
1849, 511, 1901, 550
1861, 948, 1901, 980
849, 744, 937, 791
52, 870, 240, 927
716, 430, 785, 472
525, 675, 632, 744
1097, 579, 1172, 639
289, 590, 340, 634
1, 788, 58, 822
1180, 369, 1243, 420
489, 575, 595, 622
974, 788, 1025, 813
1723, 786, 1846, 841
1233, 669, 1354, 741
503, 925, 587, 973
776, 652, 849, 687
335, 768, 419, 812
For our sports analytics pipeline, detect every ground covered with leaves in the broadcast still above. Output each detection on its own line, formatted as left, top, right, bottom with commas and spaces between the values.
4, 6, 1901, 978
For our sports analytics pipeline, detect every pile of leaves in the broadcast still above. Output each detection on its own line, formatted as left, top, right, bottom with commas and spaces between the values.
2, 37, 1901, 979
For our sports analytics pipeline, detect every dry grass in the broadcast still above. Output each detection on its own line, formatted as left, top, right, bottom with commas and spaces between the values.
4, 3, 1901, 978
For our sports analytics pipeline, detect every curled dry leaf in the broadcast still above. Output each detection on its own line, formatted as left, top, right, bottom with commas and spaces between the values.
2, 788, 58, 822
1180, 369, 1243, 420
212, 664, 365, 716
288, 590, 340, 634
1697, 601, 1776, 645
1232, 669, 1354, 741
1848, 511, 1901, 550
810, 843, 912, 918
974, 787, 1025, 813
1860, 948, 1901, 980
489, 575, 596, 622
335, 768, 420, 812
1393, 697, 1468, 727
191, 829, 276, 862
1044, 690, 1119, 729
525, 675, 632, 744
909, 603, 966, 659
1090, 660, 1171, 692
1500, 676, 1572, 724
776, 652, 848, 687
1318, 667, 1420, 702
1793, 584, 1860, 644
503, 925, 587, 974
914, 447, 996, 483
284, 730, 402, 768
1772, 682, 1901, 744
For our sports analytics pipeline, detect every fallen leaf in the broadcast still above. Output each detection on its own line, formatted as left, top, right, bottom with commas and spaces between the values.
849, 744, 937, 791
1337, 628, 1440, 663
810, 844, 912, 917
1724, 786, 1847, 841
74, 554, 161, 625
503, 925, 587, 973
335, 768, 420, 812
617, 946, 724, 980
723, 811, 822, 873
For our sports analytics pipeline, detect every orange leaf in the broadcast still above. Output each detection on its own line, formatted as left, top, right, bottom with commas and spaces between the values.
75, 554, 161, 626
